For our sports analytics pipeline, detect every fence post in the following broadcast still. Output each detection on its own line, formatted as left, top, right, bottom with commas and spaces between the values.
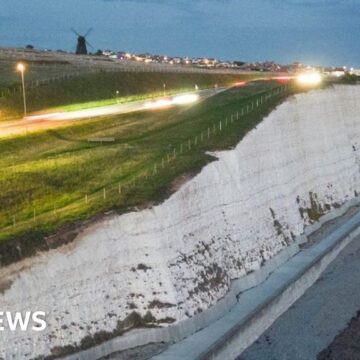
33, 208, 36, 221
13, 215, 16, 227
85, 194, 88, 204
118, 183, 122, 194
219, 121, 222, 131
103, 188, 106, 200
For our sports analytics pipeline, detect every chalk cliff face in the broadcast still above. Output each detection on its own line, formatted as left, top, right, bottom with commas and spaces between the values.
1, 85, 360, 358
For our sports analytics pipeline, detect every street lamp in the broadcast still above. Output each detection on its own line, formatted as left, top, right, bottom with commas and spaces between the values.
16, 63, 27, 118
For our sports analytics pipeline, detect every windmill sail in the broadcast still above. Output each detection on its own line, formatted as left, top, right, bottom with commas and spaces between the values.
72, 28, 93, 55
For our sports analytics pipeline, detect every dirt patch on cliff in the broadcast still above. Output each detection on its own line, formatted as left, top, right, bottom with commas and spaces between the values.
301, 204, 360, 249
0, 278, 12, 294
0, 210, 110, 268
169, 172, 197, 192
47, 311, 161, 359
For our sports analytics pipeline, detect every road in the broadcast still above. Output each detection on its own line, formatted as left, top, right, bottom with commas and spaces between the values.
0, 74, 296, 139
240, 208, 360, 360
0, 88, 224, 138
0, 73, 297, 139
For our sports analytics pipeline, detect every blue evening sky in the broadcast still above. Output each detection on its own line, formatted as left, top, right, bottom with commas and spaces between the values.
0, 0, 359, 67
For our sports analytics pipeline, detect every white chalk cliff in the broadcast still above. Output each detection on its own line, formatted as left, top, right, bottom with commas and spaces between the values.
1, 85, 360, 358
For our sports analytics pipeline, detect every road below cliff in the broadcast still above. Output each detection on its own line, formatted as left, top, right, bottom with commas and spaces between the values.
240, 207, 360, 360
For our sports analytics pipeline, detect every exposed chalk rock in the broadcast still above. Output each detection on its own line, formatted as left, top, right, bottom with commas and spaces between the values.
1, 85, 360, 358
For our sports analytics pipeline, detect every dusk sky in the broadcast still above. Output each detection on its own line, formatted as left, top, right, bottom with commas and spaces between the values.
1, 0, 359, 67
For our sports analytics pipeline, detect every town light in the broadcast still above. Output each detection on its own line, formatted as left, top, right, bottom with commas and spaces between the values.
16, 62, 27, 117
16, 63, 25, 72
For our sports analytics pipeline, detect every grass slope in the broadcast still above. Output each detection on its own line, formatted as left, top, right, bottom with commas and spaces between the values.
0, 80, 294, 264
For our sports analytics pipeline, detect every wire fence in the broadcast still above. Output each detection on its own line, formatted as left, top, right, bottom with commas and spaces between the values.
0, 84, 290, 237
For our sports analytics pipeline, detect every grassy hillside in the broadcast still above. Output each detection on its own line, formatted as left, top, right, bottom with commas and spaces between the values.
0, 80, 294, 263
0, 71, 266, 121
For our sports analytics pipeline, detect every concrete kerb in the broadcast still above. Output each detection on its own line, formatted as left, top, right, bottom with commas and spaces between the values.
63, 197, 360, 360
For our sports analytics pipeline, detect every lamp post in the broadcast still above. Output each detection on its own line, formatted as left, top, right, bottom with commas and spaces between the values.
16, 63, 27, 118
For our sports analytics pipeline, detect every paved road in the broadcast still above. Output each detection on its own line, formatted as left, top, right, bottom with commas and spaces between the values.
0, 88, 224, 138
0, 75, 294, 139
240, 223, 360, 360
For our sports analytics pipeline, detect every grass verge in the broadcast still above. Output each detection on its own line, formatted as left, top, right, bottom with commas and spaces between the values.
0, 80, 295, 265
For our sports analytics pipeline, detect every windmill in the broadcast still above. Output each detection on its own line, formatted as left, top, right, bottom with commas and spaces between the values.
71, 28, 94, 55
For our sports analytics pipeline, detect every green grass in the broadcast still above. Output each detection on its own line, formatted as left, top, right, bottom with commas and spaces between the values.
0, 80, 295, 256
0, 70, 269, 121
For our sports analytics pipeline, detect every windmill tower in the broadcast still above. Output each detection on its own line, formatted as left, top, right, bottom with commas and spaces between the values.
71, 28, 93, 55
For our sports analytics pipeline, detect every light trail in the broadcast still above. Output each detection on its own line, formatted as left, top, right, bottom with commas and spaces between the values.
0, 75, 299, 139
0, 88, 222, 138
172, 93, 200, 105
296, 72, 322, 86
143, 98, 173, 110
25, 90, 208, 122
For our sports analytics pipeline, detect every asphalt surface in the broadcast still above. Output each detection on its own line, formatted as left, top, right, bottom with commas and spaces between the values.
317, 310, 360, 359
240, 222, 360, 360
